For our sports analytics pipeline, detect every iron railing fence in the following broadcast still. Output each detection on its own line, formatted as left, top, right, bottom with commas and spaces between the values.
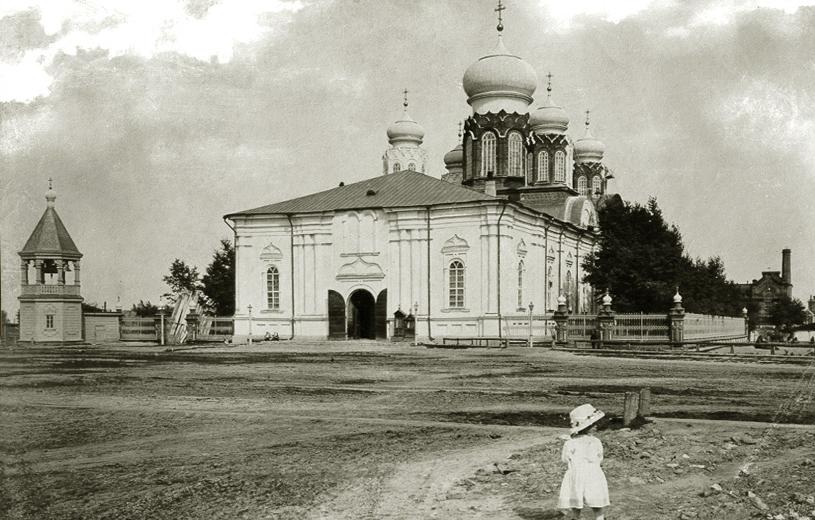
567, 314, 598, 339
614, 313, 670, 341
684, 313, 745, 341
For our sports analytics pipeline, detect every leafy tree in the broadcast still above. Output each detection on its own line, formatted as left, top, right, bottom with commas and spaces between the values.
201, 239, 235, 316
162, 259, 201, 303
131, 300, 159, 317
768, 296, 807, 330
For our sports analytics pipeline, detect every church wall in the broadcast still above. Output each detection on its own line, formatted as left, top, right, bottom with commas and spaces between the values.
230, 201, 599, 341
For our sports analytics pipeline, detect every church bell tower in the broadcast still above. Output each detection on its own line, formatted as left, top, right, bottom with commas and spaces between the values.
382, 90, 428, 175
18, 180, 84, 343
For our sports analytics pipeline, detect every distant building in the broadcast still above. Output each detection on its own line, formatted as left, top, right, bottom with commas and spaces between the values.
18, 182, 84, 343
737, 249, 792, 324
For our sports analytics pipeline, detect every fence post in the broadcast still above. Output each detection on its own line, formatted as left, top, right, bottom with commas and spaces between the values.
638, 388, 651, 418
623, 392, 639, 427
553, 294, 569, 346
668, 289, 685, 346
597, 290, 615, 346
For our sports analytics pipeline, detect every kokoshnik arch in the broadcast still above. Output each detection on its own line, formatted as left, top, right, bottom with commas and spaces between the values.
224, 5, 621, 341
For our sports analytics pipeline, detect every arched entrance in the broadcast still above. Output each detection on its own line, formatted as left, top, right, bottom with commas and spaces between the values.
348, 289, 376, 339
327, 290, 346, 339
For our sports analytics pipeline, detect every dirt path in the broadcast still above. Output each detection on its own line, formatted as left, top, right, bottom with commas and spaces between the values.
304, 430, 554, 520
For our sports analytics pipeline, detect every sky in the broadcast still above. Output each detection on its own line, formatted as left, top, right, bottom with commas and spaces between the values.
2, 0, 814, 315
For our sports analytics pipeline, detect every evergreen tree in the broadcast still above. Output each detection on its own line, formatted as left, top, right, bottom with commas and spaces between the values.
131, 300, 159, 317
201, 239, 235, 316
768, 296, 807, 330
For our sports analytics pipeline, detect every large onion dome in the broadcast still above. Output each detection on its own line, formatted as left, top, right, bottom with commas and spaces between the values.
529, 78, 569, 135
462, 35, 537, 114
387, 106, 425, 146
574, 111, 605, 163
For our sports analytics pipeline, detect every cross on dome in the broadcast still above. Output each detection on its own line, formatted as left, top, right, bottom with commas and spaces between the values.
495, 0, 505, 33
403, 88, 409, 108
546, 72, 553, 94
48, 177, 53, 190
457, 121, 462, 138
585, 109, 591, 129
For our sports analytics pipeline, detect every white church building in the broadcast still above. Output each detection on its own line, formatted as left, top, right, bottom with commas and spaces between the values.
225, 12, 618, 341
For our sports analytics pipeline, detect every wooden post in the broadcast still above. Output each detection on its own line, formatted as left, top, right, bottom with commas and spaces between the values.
730, 344, 734, 354
638, 388, 651, 418
623, 392, 639, 427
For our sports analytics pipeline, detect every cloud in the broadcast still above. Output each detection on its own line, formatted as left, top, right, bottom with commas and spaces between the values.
0, 0, 304, 103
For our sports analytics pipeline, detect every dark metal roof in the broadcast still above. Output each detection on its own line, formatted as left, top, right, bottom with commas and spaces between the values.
226, 170, 498, 217
19, 207, 82, 258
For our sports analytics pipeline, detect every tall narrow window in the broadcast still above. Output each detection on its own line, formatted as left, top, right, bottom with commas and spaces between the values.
464, 139, 472, 179
526, 152, 533, 184
537, 151, 549, 182
517, 261, 525, 309
448, 260, 465, 308
481, 132, 496, 177
554, 151, 566, 182
591, 175, 602, 196
266, 266, 280, 310
46, 314, 54, 329
508, 132, 523, 177
393, 162, 400, 173
408, 162, 416, 171
577, 176, 588, 195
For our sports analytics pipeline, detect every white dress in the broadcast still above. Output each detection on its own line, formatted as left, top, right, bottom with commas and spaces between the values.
558, 434, 610, 509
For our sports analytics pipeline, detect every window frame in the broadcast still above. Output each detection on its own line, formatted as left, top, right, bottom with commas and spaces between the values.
480, 132, 496, 177
447, 259, 466, 308
266, 266, 280, 310
507, 132, 524, 177
554, 150, 566, 182
537, 151, 549, 182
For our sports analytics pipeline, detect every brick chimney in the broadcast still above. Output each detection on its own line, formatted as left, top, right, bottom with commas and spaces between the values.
782, 248, 791, 285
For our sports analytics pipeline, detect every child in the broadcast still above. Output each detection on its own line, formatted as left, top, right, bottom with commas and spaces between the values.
558, 404, 610, 519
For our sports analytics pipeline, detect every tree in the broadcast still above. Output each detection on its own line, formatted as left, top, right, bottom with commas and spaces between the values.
583, 197, 744, 315
768, 296, 807, 331
162, 259, 201, 303
201, 239, 235, 316
82, 302, 105, 313
131, 300, 159, 317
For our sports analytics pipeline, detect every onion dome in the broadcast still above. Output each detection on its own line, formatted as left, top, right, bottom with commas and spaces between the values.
529, 74, 569, 134
444, 143, 463, 167
574, 110, 605, 163
462, 35, 537, 114
387, 108, 424, 146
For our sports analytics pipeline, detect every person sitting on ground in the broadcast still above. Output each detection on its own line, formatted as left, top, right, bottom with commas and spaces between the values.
558, 404, 610, 520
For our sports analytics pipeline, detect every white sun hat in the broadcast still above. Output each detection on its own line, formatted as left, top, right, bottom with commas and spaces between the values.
569, 403, 605, 434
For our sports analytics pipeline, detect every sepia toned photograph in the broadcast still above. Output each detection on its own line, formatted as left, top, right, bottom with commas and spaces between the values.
1, 1, 814, 518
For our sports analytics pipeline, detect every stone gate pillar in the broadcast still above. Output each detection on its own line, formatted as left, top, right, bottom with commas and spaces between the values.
553, 294, 569, 345
597, 289, 615, 342
669, 289, 685, 344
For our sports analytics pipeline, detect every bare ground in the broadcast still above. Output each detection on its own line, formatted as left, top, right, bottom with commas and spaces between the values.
1, 342, 813, 519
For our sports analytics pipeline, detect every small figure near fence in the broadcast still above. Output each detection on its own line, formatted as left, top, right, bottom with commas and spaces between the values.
558, 404, 610, 520
263, 331, 279, 342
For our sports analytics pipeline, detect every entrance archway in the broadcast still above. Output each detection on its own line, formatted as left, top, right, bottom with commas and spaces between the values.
328, 290, 346, 339
348, 289, 376, 339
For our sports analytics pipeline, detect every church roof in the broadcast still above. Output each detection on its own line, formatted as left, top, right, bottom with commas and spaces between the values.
227, 170, 497, 217
20, 206, 82, 258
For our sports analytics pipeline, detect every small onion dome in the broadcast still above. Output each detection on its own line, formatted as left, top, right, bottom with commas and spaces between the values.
557, 294, 567, 305
602, 291, 612, 306
673, 289, 683, 304
443, 143, 463, 167
529, 93, 570, 135
462, 35, 537, 113
387, 108, 425, 145
574, 127, 605, 163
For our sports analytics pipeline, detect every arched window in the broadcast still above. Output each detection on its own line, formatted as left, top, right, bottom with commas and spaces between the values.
554, 151, 566, 182
393, 162, 401, 173
266, 266, 280, 310
591, 175, 602, 196
537, 151, 549, 182
448, 260, 465, 308
577, 176, 588, 196
517, 261, 525, 309
508, 132, 523, 176
407, 162, 416, 171
481, 132, 496, 177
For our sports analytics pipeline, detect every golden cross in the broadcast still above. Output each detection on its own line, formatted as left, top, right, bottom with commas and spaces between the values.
403, 88, 408, 108
546, 72, 553, 93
